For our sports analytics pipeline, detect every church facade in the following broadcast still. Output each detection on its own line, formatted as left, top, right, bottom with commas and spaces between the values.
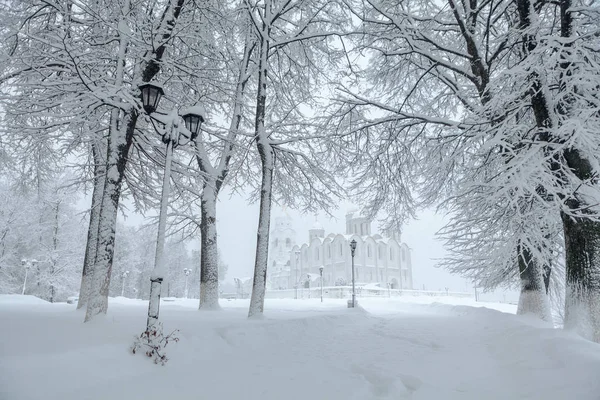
267, 210, 413, 291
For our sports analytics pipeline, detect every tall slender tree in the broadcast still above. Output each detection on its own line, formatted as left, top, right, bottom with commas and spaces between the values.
244, 0, 349, 317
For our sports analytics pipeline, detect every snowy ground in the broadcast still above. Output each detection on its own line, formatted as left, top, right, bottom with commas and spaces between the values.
2, 295, 599, 400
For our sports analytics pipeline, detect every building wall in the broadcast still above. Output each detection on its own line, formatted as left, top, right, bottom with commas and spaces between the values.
267, 213, 414, 291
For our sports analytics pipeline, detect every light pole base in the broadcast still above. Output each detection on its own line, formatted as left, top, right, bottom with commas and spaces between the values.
347, 299, 358, 308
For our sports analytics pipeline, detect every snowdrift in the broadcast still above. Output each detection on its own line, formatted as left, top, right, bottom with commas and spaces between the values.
1, 297, 599, 400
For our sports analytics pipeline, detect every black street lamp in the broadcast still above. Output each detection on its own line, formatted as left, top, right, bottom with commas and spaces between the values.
139, 83, 164, 114
139, 82, 205, 339
181, 107, 204, 140
350, 239, 357, 308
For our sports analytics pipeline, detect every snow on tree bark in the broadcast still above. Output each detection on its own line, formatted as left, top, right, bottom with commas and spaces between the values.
84, 0, 133, 319
196, 32, 254, 311
85, 117, 134, 321
248, 27, 273, 318
562, 213, 600, 341
84, 0, 187, 321
248, 142, 274, 318
516, 0, 600, 339
556, 0, 600, 342
199, 185, 220, 310
77, 142, 106, 310
516, 244, 552, 322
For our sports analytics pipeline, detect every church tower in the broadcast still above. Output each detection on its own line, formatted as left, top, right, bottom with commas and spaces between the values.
269, 213, 296, 269
308, 219, 325, 242
345, 209, 372, 236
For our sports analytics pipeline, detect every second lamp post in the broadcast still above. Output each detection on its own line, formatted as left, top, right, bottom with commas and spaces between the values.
139, 82, 205, 337
319, 266, 324, 303
183, 268, 192, 299
294, 250, 300, 299
350, 239, 357, 308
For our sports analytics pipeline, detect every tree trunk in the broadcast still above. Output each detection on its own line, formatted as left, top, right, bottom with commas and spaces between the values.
248, 29, 273, 318
195, 35, 254, 310
562, 211, 600, 341
77, 142, 105, 310
49, 201, 60, 303
517, 0, 600, 340
82, 0, 185, 322
85, 112, 137, 322
557, 0, 600, 342
199, 184, 220, 309
248, 142, 274, 318
516, 243, 552, 322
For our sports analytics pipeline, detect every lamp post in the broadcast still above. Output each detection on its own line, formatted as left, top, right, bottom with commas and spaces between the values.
183, 268, 191, 299
319, 266, 324, 303
294, 250, 300, 299
21, 259, 38, 295
139, 82, 204, 337
299, 249, 304, 299
350, 239, 357, 308
121, 270, 130, 297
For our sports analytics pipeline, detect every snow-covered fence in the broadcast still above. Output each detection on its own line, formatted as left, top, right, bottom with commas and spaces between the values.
262, 286, 473, 300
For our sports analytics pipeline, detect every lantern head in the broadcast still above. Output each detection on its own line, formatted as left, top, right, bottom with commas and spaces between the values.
139, 82, 164, 114
181, 104, 206, 140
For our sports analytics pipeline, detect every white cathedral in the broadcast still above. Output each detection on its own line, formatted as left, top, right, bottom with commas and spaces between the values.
267, 210, 413, 291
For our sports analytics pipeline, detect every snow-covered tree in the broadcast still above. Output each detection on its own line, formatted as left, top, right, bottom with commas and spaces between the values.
244, 0, 349, 317
0, 0, 216, 321
331, 0, 557, 318
190, 5, 256, 310
0, 178, 85, 301
333, 0, 600, 335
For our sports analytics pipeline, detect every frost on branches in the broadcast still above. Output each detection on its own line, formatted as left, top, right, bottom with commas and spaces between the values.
131, 323, 179, 366
333, 0, 600, 339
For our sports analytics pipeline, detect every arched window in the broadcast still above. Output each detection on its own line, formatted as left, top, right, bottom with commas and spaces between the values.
315, 247, 319, 261
286, 238, 291, 247
272, 260, 277, 267
390, 248, 393, 261
274, 239, 279, 247
367, 244, 372, 258
402, 248, 406, 261
339, 242, 343, 256
327, 245, 331, 258
378, 246, 382, 259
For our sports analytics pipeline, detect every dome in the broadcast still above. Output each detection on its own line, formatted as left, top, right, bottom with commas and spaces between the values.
311, 220, 324, 230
